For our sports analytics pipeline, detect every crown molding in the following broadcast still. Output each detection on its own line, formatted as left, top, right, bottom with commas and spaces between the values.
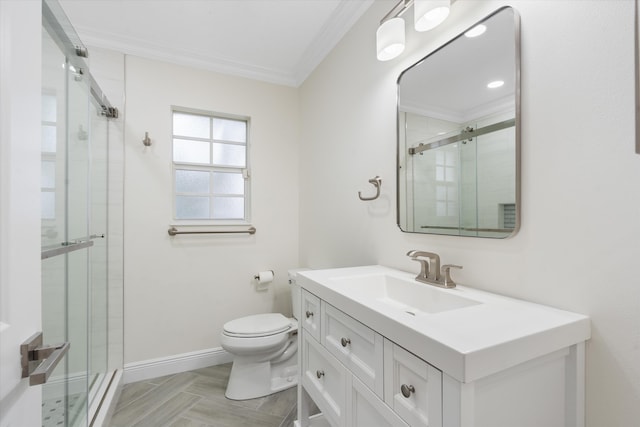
74, 0, 373, 88
292, 0, 373, 86
75, 27, 298, 86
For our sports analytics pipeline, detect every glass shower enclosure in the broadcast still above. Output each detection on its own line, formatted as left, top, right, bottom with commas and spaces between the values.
41, 0, 123, 425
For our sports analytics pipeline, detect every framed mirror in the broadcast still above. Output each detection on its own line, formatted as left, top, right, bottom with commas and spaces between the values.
397, 7, 520, 238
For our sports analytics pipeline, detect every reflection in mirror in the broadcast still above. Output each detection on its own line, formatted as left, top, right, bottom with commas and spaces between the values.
397, 7, 520, 238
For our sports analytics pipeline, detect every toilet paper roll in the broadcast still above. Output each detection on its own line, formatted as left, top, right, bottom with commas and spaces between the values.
256, 270, 274, 284
255, 270, 274, 291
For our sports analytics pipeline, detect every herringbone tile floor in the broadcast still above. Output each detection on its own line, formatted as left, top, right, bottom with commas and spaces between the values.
108, 363, 297, 427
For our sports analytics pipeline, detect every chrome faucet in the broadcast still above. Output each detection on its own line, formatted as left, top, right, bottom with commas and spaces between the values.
407, 250, 462, 288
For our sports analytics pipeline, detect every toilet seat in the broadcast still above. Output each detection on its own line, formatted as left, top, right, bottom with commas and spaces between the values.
223, 313, 292, 338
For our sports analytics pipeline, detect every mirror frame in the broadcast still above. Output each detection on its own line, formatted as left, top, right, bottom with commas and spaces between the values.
396, 6, 521, 238
636, 0, 639, 154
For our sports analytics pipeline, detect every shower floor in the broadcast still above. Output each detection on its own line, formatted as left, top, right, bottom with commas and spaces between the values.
42, 393, 83, 427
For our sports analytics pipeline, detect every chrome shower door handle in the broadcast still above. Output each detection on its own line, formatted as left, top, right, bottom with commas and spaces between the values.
20, 332, 70, 386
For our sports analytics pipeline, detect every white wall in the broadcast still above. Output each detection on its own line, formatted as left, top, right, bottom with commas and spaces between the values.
299, 1, 639, 426
123, 56, 300, 363
88, 46, 126, 372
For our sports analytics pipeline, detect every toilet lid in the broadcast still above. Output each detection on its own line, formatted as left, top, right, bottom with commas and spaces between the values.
223, 313, 291, 337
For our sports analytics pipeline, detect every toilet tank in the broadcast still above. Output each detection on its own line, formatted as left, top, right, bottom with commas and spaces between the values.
288, 269, 309, 320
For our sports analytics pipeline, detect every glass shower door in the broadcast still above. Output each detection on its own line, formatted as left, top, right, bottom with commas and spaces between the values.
41, 1, 123, 425
65, 52, 92, 427
88, 101, 109, 411
41, 27, 91, 427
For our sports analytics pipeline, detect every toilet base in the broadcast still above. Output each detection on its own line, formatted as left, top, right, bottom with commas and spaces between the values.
224, 351, 298, 400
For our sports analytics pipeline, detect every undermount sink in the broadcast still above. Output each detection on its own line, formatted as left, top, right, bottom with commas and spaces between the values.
330, 273, 481, 315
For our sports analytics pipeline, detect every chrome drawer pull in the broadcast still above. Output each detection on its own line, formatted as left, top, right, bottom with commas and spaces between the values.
306, 311, 314, 318
316, 370, 325, 379
341, 337, 351, 347
401, 384, 415, 398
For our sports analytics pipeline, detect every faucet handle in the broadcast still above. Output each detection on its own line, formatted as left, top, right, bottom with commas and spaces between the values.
440, 264, 463, 288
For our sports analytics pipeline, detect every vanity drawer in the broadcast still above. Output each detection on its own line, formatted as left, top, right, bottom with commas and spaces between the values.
348, 376, 409, 427
301, 289, 321, 342
321, 301, 384, 397
384, 340, 442, 427
301, 332, 347, 427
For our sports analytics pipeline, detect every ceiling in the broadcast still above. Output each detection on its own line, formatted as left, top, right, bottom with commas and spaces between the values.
59, 0, 373, 87
399, 8, 516, 123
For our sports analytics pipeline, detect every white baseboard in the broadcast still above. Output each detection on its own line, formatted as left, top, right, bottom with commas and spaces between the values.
123, 347, 233, 384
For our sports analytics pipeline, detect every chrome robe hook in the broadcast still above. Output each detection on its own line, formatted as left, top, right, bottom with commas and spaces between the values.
358, 176, 382, 201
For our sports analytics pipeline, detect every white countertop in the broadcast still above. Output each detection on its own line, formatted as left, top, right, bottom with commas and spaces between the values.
298, 265, 591, 383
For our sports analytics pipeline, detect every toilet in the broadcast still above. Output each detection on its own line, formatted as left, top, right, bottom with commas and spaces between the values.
220, 269, 303, 400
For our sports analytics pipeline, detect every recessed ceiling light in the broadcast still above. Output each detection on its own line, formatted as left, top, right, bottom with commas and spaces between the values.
487, 80, 504, 89
465, 24, 487, 38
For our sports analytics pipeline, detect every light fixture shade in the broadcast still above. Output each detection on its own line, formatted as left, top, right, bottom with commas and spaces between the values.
376, 17, 405, 61
414, 0, 450, 32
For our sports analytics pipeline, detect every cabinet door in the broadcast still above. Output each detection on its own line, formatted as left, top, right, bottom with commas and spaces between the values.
302, 290, 321, 342
347, 376, 409, 427
321, 302, 384, 397
384, 340, 442, 427
301, 332, 347, 427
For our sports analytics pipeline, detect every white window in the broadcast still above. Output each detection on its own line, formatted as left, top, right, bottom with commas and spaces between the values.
172, 109, 250, 222
41, 92, 57, 220
435, 148, 457, 217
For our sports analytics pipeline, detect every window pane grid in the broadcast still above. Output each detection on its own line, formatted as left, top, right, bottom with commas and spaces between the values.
170, 135, 246, 148
172, 108, 249, 221
174, 172, 245, 196
41, 93, 57, 219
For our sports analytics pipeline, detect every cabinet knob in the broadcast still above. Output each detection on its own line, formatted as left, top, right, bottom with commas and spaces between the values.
306, 311, 314, 318
340, 337, 351, 347
316, 370, 325, 379
401, 384, 415, 398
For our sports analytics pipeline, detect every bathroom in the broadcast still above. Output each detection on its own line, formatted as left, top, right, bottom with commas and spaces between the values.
1, 0, 638, 426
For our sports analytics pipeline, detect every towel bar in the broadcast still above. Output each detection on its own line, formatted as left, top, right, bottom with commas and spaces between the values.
168, 226, 256, 236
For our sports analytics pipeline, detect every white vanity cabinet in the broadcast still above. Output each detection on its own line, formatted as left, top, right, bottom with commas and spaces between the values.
321, 302, 384, 397
302, 290, 321, 342
297, 266, 591, 427
348, 376, 409, 427
301, 330, 348, 427
300, 289, 441, 427
383, 341, 442, 427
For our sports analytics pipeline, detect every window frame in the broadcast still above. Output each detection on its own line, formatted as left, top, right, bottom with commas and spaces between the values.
170, 106, 251, 226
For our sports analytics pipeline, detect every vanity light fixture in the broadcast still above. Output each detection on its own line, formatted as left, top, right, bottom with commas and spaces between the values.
376, 0, 451, 62
377, 17, 406, 61
414, 0, 451, 32
487, 80, 505, 89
